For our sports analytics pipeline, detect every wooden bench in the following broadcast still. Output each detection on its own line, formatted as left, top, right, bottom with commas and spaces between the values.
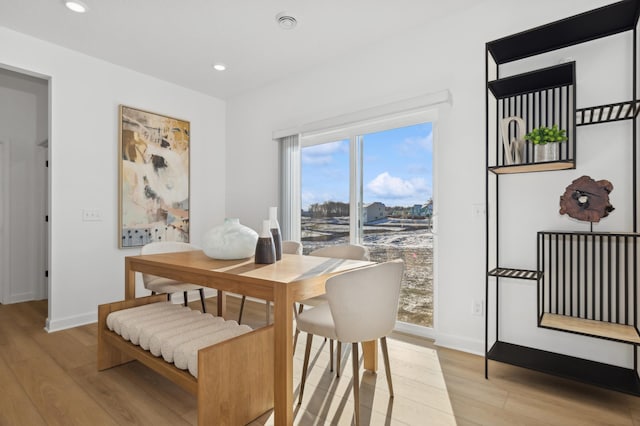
97, 295, 274, 425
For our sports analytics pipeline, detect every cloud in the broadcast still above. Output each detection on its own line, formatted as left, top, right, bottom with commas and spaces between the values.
398, 131, 433, 156
367, 172, 428, 198
302, 141, 347, 165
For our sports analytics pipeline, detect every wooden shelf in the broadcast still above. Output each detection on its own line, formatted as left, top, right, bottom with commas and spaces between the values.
540, 313, 640, 345
489, 160, 575, 174
576, 100, 640, 126
488, 268, 541, 280
487, 0, 640, 64
487, 341, 640, 396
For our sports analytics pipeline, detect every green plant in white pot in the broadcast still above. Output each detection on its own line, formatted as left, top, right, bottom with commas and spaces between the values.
525, 124, 567, 162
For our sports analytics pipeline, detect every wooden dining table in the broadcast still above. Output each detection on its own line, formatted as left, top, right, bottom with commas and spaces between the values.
123, 250, 376, 425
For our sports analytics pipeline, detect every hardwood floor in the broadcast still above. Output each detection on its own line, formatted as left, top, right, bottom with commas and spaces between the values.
0, 298, 638, 425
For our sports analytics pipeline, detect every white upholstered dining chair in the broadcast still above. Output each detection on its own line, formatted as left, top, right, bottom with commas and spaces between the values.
293, 243, 370, 374
237, 240, 303, 324
296, 259, 404, 426
140, 241, 207, 312
304, 244, 370, 306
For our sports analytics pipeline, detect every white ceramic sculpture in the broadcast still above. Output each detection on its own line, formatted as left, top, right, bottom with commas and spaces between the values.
202, 218, 258, 259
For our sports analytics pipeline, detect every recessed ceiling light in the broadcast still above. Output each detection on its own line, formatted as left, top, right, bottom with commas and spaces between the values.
276, 12, 297, 30
64, 0, 88, 13
213, 63, 226, 71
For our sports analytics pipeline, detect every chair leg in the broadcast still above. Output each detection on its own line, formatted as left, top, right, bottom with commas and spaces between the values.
330, 339, 334, 372
293, 303, 304, 351
199, 288, 206, 313
166, 293, 171, 302
351, 342, 360, 426
238, 295, 246, 324
298, 333, 314, 405
336, 341, 342, 377
183, 291, 188, 307
380, 336, 394, 397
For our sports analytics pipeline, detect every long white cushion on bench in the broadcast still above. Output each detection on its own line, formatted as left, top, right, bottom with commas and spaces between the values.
182, 325, 252, 377
106, 302, 252, 379
139, 310, 204, 350
148, 315, 222, 356
107, 302, 174, 335
173, 323, 252, 369
120, 305, 190, 342
128, 308, 199, 346
161, 320, 240, 363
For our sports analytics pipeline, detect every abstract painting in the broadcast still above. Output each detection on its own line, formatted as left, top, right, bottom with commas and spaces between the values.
118, 105, 190, 248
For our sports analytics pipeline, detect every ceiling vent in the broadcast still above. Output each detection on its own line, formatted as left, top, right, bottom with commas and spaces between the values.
276, 12, 297, 30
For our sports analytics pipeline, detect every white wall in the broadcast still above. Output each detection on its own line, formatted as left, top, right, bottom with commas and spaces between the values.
0, 69, 48, 303
226, 0, 634, 366
0, 27, 226, 331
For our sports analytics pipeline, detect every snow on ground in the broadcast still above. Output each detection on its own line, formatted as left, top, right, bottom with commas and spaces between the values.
302, 218, 433, 327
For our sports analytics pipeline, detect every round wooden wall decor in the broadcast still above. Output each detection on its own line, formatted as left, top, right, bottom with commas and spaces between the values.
559, 175, 614, 222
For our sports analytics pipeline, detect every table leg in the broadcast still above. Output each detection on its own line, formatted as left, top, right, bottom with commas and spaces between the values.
273, 284, 294, 425
124, 258, 135, 300
363, 340, 378, 372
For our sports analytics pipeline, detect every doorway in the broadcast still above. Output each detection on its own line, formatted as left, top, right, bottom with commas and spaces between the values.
0, 68, 49, 306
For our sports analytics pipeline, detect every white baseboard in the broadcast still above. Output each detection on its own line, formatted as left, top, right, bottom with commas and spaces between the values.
45, 310, 97, 332
435, 332, 484, 356
5, 292, 36, 304
394, 321, 436, 340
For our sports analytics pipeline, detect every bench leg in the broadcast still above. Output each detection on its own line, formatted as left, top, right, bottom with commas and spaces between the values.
198, 326, 274, 425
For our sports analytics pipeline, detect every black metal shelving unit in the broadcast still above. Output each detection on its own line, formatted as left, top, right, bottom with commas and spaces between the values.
485, 0, 640, 396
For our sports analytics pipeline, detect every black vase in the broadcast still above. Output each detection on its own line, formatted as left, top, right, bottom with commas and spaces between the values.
255, 220, 276, 264
269, 206, 282, 261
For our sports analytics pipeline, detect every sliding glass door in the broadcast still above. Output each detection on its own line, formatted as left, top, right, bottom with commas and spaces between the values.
301, 123, 434, 328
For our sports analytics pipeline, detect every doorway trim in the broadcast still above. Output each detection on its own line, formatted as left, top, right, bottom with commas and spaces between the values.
0, 63, 52, 331
0, 139, 9, 304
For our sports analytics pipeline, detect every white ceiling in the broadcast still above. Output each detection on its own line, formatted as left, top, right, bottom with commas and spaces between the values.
0, 0, 477, 99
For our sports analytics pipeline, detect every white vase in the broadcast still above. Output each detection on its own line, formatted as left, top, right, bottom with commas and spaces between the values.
202, 218, 258, 259
534, 143, 559, 162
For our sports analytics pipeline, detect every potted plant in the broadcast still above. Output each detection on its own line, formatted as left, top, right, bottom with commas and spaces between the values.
524, 124, 567, 162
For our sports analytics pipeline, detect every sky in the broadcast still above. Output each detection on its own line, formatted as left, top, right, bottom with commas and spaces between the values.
301, 122, 433, 210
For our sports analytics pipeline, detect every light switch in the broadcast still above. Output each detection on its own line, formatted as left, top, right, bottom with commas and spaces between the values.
82, 208, 102, 221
